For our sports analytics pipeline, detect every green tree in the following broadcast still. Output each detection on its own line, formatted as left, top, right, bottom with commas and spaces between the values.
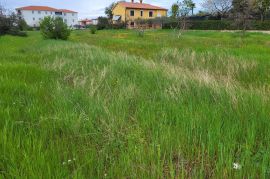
105, 2, 116, 20
232, 0, 252, 36
171, 3, 179, 18
254, 0, 270, 21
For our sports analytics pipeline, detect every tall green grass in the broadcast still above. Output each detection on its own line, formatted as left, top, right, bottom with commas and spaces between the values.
0, 31, 269, 178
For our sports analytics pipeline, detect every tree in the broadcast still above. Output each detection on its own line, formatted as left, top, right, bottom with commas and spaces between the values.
253, 0, 270, 21
173, 0, 195, 37
171, 3, 180, 18
202, 0, 233, 17
105, 2, 116, 20
179, 0, 194, 23
232, 0, 253, 36
189, 2, 196, 15
40, 16, 71, 40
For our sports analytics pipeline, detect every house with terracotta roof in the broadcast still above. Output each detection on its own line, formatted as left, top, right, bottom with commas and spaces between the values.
79, 19, 93, 27
16, 6, 78, 28
112, 0, 168, 28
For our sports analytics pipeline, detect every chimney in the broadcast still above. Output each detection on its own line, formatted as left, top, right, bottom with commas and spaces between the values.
140, 0, 143, 3
131, 0, 134, 3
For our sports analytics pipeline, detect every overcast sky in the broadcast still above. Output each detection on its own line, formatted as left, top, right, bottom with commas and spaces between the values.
1, 0, 203, 19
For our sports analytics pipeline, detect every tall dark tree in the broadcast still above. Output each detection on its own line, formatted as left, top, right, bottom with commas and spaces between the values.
105, 2, 116, 20
253, 0, 270, 21
232, 0, 252, 36
171, 3, 179, 18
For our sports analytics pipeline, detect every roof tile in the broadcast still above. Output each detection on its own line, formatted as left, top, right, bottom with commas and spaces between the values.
16, 6, 77, 13
118, 2, 167, 10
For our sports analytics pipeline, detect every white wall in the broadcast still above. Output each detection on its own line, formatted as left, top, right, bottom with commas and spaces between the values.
18, 10, 78, 27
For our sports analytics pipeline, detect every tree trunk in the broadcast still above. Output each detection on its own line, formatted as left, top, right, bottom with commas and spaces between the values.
260, 13, 264, 22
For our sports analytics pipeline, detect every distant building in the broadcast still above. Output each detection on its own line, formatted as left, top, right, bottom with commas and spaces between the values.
79, 19, 92, 27
112, 0, 167, 29
16, 6, 78, 27
92, 19, 98, 25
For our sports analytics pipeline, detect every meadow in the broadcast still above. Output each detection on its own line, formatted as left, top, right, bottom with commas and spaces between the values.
0, 30, 270, 178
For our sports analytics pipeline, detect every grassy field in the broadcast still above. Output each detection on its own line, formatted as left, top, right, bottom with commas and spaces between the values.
0, 30, 270, 178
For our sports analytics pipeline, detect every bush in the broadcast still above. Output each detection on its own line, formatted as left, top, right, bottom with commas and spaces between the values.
90, 26, 97, 34
40, 16, 71, 40
97, 17, 110, 30
111, 22, 126, 29
0, 13, 27, 36
8, 29, 28, 37
18, 18, 28, 31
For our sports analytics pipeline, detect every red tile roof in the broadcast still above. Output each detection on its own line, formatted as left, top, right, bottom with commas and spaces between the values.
118, 2, 167, 10
59, 9, 77, 13
16, 6, 77, 13
79, 19, 92, 23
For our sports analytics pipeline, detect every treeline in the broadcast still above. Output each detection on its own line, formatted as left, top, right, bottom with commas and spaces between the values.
166, 0, 270, 31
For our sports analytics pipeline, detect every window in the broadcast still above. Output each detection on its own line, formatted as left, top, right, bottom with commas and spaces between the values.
140, 10, 143, 17
130, 10, 134, 16
33, 17, 35, 21
130, 21, 134, 26
149, 11, 153, 17
32, 10, 34, 14
51, 12, 53, 15
38, 11, 41, 14
64, 13, 66, 16
45, 11, 47, 14
73, 19, 75, 23
39, 18, 41, 20
72, 13, 74, 16
55, 12, 62, 15
64, 19, 67, 23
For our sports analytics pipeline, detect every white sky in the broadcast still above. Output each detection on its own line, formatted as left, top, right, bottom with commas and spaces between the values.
1, 0, 203, 19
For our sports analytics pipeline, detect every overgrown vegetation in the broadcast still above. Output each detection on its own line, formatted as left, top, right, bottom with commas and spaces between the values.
0, 30, 270, 178
90, 25, 97, 34
40, 16, 71, 40
0, 6, 27, 36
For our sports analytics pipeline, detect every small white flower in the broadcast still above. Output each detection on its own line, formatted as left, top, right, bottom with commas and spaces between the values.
233, 163, 241, 170
62, 162, 66, 165
73, 158, 76, 161
68, 159, 72, 163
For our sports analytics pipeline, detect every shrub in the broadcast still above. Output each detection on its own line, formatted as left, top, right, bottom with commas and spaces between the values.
7, 30, 28, 37
97, 17, 109, 30
18, 18, 28, 31
40, 16, 71, 40
90, 26, 97, 34
111, 22, 126, 29
0, 12, 27, 36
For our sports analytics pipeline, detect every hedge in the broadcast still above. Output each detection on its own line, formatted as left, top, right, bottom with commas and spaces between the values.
162, 20, 270, 30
